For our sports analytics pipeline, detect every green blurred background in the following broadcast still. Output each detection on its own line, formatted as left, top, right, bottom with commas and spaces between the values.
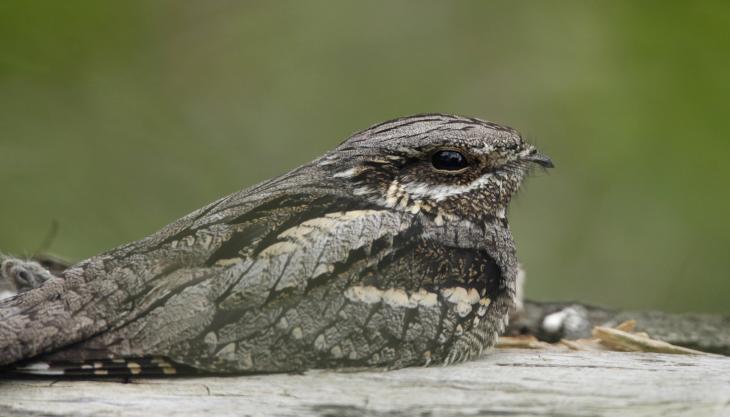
1, 1, 728, 313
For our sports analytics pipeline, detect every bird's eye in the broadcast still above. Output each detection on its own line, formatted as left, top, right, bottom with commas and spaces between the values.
431, 150, 468, 171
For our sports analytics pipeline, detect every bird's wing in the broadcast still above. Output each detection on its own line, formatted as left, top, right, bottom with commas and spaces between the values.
2, 190, 423, 375
0, 180, 350, 361
45, 219, 509, 376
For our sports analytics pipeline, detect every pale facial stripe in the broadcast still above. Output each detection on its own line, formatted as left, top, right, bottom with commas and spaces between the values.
402, 173, 499, 202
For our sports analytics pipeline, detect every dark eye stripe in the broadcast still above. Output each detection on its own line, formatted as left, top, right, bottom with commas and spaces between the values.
431, 150, 468, 171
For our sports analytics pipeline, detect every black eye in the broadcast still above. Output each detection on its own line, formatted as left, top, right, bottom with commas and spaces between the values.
431, 150, 468, 171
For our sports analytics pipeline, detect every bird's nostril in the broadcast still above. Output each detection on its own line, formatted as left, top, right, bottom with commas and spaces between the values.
524, 150, 554, 168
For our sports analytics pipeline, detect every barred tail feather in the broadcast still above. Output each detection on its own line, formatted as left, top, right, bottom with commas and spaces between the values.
5, 357, 195, 377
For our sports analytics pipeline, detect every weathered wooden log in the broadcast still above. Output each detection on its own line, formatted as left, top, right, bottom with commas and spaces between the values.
1, 348, 729, 417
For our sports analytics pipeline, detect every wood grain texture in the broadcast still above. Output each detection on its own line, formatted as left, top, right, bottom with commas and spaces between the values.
2, 348, 728, 417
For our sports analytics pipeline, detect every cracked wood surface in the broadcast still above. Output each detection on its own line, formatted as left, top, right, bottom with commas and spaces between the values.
1, 348, 729, 417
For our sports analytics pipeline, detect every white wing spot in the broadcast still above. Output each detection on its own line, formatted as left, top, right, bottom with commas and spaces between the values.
259, 241, 299, 257
344, 286, 440, 308
410, 289, 439, 307
332, 167, 359, 178
456, 302, 473, 317
344, 285, 383, 304
382, 288, 417, 308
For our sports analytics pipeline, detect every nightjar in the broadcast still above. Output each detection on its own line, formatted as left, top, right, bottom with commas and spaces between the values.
0, 114, 552, 376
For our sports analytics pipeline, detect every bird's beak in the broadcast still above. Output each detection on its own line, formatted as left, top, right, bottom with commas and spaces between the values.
523, 150, 554, 168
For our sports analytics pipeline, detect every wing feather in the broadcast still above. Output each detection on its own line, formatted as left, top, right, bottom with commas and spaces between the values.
5, 194, 412, 373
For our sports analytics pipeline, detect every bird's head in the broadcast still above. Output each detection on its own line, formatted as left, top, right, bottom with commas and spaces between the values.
319, 114, 553, 224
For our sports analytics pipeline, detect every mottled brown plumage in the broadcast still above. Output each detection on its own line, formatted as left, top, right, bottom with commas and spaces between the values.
0, 114, 551, 376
